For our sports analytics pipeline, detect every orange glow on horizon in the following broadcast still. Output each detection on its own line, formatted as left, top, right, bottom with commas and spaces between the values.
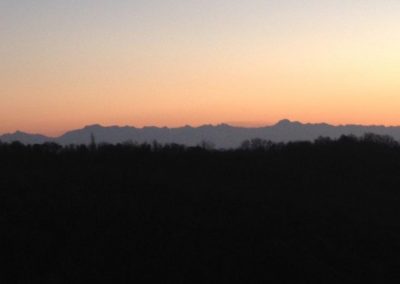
2, 1, 400, 135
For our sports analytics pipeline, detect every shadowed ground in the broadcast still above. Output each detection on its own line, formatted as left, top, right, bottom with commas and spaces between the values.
1, 135, 400, 283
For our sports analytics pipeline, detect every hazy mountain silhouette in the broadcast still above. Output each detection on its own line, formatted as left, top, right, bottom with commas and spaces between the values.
2, 119, 400, 148
0, 131, 52, 144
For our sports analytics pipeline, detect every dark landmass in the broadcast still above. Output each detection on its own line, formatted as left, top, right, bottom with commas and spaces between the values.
3, 119, 400, 148
1, 134, 400, 283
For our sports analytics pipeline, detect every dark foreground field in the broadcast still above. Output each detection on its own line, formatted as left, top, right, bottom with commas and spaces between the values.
2, 135, 400, 283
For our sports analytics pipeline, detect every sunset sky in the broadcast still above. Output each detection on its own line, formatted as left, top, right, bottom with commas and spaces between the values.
1, 0, 400, 135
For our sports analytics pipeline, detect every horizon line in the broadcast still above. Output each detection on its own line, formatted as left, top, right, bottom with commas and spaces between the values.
2, 119, 400, 138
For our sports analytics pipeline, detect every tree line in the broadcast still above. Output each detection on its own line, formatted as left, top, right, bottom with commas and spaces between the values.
1, 133, 400, 283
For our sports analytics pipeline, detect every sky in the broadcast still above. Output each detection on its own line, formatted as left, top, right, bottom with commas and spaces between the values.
1, 0, 400, 135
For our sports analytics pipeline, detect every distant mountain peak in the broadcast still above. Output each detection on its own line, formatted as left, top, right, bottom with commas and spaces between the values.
276, 119, 292, 126
84, 124, 103, 130
276, 119, 303, 127
12, 130, 42, 136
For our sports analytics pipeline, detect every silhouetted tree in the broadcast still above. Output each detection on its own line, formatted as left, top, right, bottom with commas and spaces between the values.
198, 140, 215, 150
314, 136, 332, 145
90, 132, 97, 150
240, 138, 273, 150
362, 133, 398, 146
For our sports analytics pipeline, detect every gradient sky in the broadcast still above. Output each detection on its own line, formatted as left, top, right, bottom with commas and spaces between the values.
1, 0, 400, 135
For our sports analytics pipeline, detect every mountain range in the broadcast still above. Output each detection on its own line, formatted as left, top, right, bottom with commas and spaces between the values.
2, 119, 400, 148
